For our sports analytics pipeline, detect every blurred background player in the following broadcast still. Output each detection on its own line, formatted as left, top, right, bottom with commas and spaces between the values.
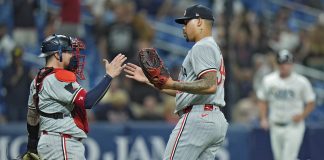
2, 46, 33, 122
24, 34, 126, 159
257, 49, 316, 160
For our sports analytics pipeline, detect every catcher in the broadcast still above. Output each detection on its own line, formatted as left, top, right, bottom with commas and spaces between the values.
125, 4, 228, 160
22, 34, 126, 160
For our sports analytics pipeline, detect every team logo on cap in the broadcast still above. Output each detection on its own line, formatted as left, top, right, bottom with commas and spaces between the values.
196, 13, 200, 16
184, 10, 186, 16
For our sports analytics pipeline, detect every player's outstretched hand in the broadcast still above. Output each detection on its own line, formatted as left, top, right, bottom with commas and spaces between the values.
103, 53, 127, 78
124, 63, 149, 84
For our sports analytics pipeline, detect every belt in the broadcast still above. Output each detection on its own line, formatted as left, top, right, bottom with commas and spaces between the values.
273, 122, 288, 127
39, 110, 71, 119
177, 104, 219, 117
41, 130, 82, 142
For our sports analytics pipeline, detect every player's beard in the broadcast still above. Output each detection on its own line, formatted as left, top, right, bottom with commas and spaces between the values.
183, 30, 190, 42
65, 56, 78, 72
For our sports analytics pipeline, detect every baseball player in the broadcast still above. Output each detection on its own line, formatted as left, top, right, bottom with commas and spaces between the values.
124, 4, 228, 160
23, 34, 126, 160
257, 50, 316, 160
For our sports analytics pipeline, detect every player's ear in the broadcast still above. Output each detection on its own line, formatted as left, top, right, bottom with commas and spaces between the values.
197, 18, 203, 27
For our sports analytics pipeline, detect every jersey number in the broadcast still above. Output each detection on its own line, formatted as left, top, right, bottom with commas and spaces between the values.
217, 58, 226, 86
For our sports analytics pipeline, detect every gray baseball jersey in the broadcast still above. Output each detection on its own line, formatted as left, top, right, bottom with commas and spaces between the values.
175, 36, 226, 113
163, 37, 228, 160
28, 73, 87, 138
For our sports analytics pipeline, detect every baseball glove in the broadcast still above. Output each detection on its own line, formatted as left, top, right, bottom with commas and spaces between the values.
18, 136, 40, 160
138, 48, 170, 89
17, 151, 40, 160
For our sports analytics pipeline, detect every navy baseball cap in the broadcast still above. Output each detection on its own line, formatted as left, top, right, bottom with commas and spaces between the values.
175, 4, 214, 24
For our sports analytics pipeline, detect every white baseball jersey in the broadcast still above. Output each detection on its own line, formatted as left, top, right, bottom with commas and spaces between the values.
257, 71, 316, 123
28, 73, 87, 138
175, 36, 226, 113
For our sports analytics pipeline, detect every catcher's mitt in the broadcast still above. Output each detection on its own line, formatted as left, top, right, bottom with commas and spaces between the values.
17, 151, 40, 160
17, 136, 40, 160
138, 48, 170, 89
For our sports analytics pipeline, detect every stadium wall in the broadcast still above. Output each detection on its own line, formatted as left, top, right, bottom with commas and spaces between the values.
0, 122, 323, 160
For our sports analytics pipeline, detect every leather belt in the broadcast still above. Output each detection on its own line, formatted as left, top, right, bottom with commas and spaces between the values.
177, 104, 219, 117
42, 130, 82, 141
273, 122, 288, 127
39, 111, 71, 119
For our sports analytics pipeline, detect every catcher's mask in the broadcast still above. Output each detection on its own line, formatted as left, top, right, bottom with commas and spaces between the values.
40, 34, 86, 80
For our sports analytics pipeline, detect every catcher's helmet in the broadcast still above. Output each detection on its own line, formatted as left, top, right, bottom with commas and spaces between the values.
40, 34, 86, 79
276, 49, 294, 64
39, 34, 73, 59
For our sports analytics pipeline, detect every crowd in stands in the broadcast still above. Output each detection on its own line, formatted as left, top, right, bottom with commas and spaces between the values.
0, 0, 323, 126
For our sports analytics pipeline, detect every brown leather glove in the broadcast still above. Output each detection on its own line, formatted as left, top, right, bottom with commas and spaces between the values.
138, 48, 170, 89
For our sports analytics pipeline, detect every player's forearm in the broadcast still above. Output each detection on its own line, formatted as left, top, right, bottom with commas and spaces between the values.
84, 74, 112, 109
169, 79, 216, 94
160, 89, 177, 97
145, 80, 177, 96
27, 108, 40, 126
258, 100, 268, 120
166, 72, 217, 94
26, 108, 40, 152
302, 101, 315, 118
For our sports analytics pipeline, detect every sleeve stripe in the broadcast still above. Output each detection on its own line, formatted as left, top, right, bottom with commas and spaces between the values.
73, 89, 87, 109
197, 68, 217, 79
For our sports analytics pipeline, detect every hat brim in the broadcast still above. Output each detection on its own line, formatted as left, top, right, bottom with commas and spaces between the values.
175, 16, 214, 24
175, 17, 192, 24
